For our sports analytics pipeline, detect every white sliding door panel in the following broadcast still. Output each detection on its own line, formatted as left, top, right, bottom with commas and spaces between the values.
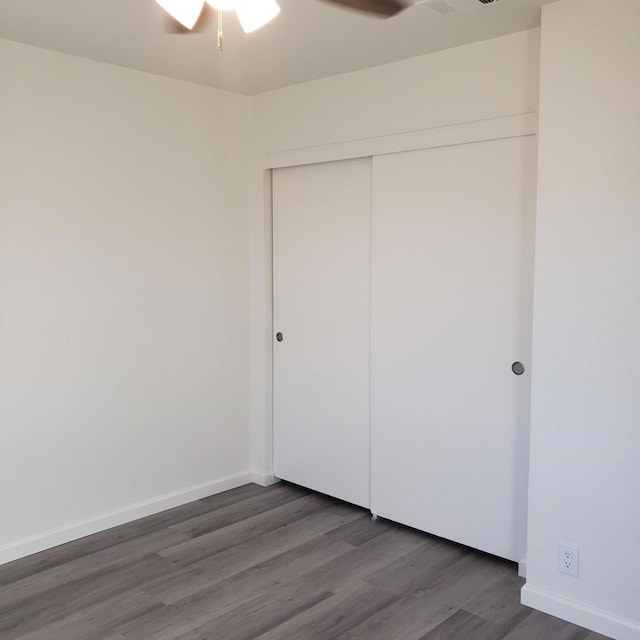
371, 137, 536, 560
273, 158, 371, 508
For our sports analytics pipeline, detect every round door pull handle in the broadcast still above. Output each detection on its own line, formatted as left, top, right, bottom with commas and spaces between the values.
276, 332, 284, 343
512, 362, 525, 376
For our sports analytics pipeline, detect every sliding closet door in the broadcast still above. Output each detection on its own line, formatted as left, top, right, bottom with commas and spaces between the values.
273, 158, 371, 508
371, 137, 536, 560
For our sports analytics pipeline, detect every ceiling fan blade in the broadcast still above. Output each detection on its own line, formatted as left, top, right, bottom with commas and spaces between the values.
164, 16, 195, 33
157, 0, 204, 29
164, 2, 217, 33
319, 0, 410, 17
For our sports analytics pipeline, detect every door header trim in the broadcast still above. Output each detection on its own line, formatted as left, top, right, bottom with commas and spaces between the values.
265, 113, 537, 170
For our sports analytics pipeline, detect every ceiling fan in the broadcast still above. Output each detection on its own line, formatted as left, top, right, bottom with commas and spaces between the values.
156, 0, 410, 51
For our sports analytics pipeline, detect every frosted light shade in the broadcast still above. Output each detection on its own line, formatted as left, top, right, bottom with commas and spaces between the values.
206, 0, 237, 10
235, 0, 281, 33
155, 0, 205, 29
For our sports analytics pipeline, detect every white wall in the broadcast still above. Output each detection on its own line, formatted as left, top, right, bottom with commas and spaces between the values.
523, 1, 640, 638
0, 39, 251, 562
248, 28, 541, 478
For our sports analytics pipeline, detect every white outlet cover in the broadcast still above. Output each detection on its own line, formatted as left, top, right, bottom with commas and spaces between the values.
558, 544, 579, 577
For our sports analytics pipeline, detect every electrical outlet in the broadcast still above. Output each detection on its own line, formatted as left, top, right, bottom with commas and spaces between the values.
558, 544, 579, 577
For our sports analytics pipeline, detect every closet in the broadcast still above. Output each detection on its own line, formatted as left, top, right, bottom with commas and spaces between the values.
272, 133, 536, 561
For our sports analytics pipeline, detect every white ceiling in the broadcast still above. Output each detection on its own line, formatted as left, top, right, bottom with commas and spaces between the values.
0, 0, 556, 95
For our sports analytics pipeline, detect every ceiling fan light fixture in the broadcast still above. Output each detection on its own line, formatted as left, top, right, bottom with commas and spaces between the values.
205, 0, 238, 10
235, 0, 281, 33
155, 0, 205, 29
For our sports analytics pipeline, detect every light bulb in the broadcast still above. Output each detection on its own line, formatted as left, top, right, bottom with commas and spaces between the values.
206, 0, 237, 10
235, 0, 281, 33
155, 0, 205, 29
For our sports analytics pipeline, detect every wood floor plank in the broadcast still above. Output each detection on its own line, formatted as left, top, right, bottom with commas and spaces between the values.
500, 609, 592, 640
199, 482, 283, 507
118, 582, 333, 640
417, 609, 504, 640
142, 535, 354, 614
175, 535, 353, 612
295, 526, 427, 594
4, 481, 280, 587
322, 512, 393, 547
177, 583, 335, 640
12, 612, 105, 640
141, 504, 360, 604
0, 554, 176, 640
0, 528, 188, 613
13, 588, 162, 640
462, 570, 531, 629
79, 587, 163, 633
366, 546, 513, 602
0, 500, 212, 586
252, 580, 398, 640
169, 483, 310, 538
339, 587, 459, 640
341, 552, 518, 640
158, 492, 336, 567
362, 535, 470, 595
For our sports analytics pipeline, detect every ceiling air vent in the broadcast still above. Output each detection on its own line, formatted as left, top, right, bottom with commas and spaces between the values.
418, 0, 501, 13
422, 0, 457, 13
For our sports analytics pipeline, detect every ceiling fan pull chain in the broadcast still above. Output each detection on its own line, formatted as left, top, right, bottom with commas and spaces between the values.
217, 9, 224, 51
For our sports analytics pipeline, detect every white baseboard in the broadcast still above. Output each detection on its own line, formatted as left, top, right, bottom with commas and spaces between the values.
252, 470, 280, 487
521, 584, 640, 640
0, 469, 253, 566
518, 560, 527, 578
251, 471, 281, 487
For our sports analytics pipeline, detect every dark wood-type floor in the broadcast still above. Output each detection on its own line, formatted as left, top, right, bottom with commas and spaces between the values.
0, 482, 611, 640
